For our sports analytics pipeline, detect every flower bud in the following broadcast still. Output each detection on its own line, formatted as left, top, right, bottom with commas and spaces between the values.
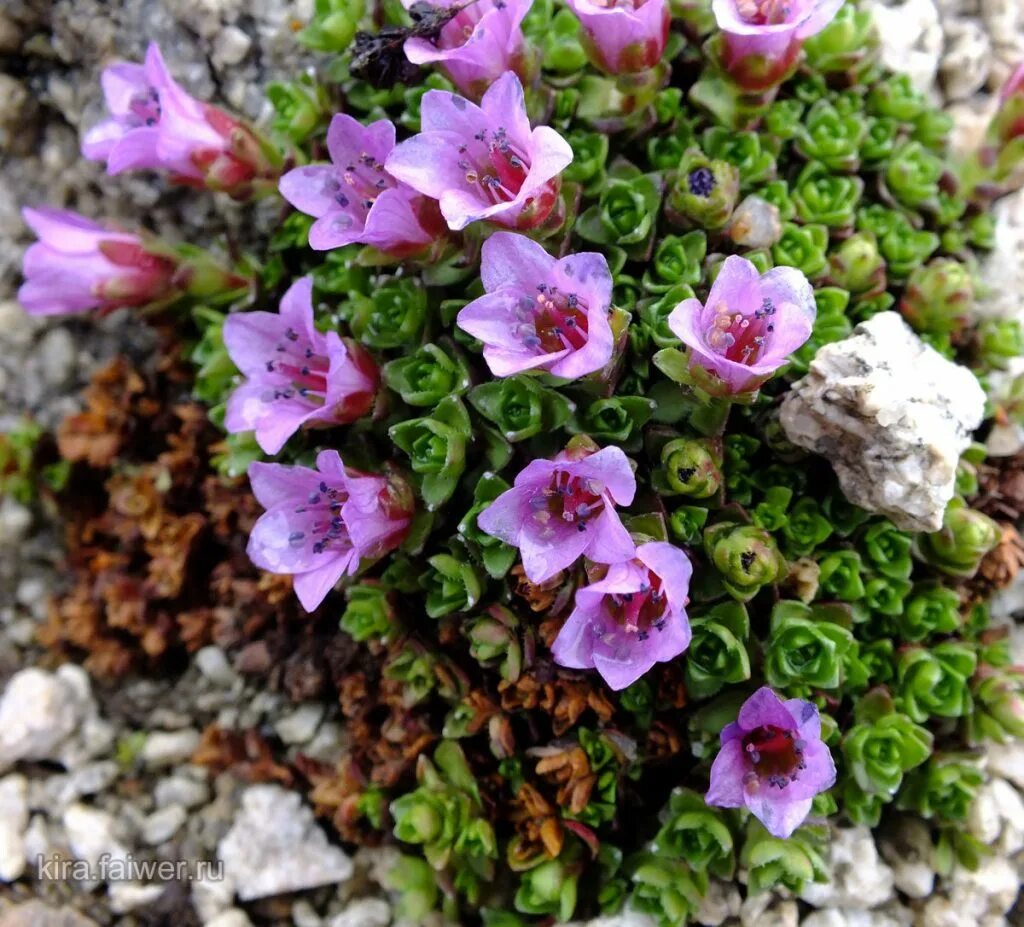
827, 232, 886, 295
657, 437, 723, 498
464, 605, 525, 682
914, 498, 1000, 578
900, 258, 975, 340
970, 667, 1024, 744
704, 521, 786, 602
667, 150, 740, 230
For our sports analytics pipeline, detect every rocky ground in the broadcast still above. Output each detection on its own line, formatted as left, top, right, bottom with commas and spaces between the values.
1, 0, 1024, 925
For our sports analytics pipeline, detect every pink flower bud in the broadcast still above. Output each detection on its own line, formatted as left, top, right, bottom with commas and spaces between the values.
83, 43, 278, 198
18, 208, 179, 316
564, 0, 670, 75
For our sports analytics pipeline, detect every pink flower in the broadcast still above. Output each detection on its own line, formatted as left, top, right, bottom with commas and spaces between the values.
552, 542, 692, 690
223, 277, 379, 456
278, 114, 445, 257
711, 0, 843, 89
18, 207, 179, 316
564, 0, 670, 74
385, 71, 573, 232
667, 255, 815, 395
999, 62, 1024, 104
82, 42, 277, 195
402, 0, 535, 98
247, 450, 414, 611
456, 232, 614, 379
477, 445, 636, 583
706, 687, 836, 838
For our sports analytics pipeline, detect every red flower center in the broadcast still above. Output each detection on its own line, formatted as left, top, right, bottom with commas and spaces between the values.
735, 0, 792, 25
529, 471, 606, 534
262, 328, 331, 406
528, 285, 590, 354
742, 724, 805, 789
606, 570, 667, 638
705, 297, 777, 366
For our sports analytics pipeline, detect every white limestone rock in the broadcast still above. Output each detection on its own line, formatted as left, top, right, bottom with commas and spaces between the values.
780, 313, 986, 532
799, 826, 894, 909
217, 784, 354, 901
867, 0, 943, 93
0, 667, 112, 772
0, 774, 28, 882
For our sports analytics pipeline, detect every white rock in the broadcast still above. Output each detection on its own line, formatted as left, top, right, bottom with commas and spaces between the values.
0, 496, 32, 547
62, 804, 129, 890
195, 647, 240, 688
880, 816, 935, 900
141, 730, 201, 769
140, 805, 187, 846
0, 774, 28, 881
802, 909, 911, 927
292, 900, 322, 927
575, 913, 657, 927
939, 19, 992, 100
968, 781, 1003, 844
191, 870, 237, 922
989, 778, 1024, 853
205, 912, 255, 927
108, 882, 166, 913
274, 704, 325, 745
154, 774, 209, 810
976, 187, 1024, 323
985, 740, 1024, 788
740, 895, 798, 927
948, 855, 1019, 918
799, 827, 894, 909
327, 899, 391, 927
0, 668, 83, 770
37, 326, 76, 388
867, 0, 942, 92
50, 762, 120, 809
212, 25, 252, 67
217, 785, 354, 901
780, 313, 986, 532
22, 814, 53, 865
695, 878, 742, 925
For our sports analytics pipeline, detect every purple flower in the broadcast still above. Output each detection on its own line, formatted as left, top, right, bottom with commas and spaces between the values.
247, 450, 414, 611
456, 232, 615, 379
402, 0, 534, 98
385, 71, 573, 232
706, 686, 836, 838
552, 542, 692, 690
477, 445, 636, 583
564, 0, 670, 74
278, 115, 445, 257
667, 255, 815, 395
223, 277, 379, 456
82, 42, 276, 194
18, 207, 179, 316
712, 0, 844, 89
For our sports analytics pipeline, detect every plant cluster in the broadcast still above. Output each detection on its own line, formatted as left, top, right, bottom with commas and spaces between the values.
16, 0, 1024, 922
